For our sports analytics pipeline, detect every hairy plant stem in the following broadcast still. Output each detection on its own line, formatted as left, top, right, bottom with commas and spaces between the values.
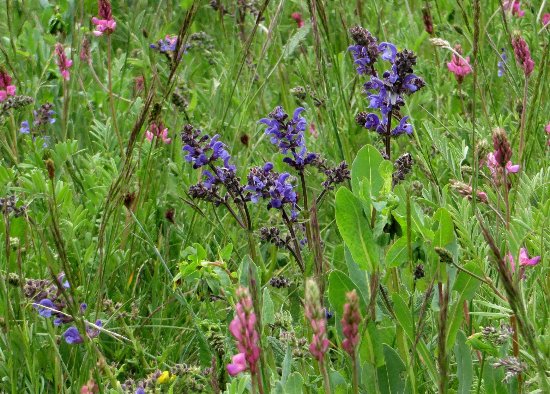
107, 35, 124, 157
437, 278, 449, 394
385, 108, 393, 160
62, 78, 69, 140
518, 76, 528, 165
282, 209, 305, 272
351, 353, 359, 394
320, 361, 332, 394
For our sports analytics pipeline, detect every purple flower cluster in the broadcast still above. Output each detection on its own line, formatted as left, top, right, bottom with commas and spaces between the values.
347, 26, 380, 75
150, 35, 178, 53
20, 103, 56, 134
349, 26, 425, 139
24, 273, 102, 345
182, 124, 235, 171
259, 106, 319, 171
245, 163, 298, 219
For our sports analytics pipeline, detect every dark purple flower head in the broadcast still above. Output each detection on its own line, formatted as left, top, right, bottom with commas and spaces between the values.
348, 26, 380, 75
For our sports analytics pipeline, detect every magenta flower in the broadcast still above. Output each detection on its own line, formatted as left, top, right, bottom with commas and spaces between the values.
291, 12, 304, 28
145, 122, 171, 144
545, 122, 550, 146
543, 14, 550, 28
227, 353, 247, 377
447, 45, 472, 83
227, 287, 261, 378
305, 279, 329, 362
487, 152, 519, 177
55, 44, 73, 81
508, 248, 541, 279
341, 290, 361, 356
0, 69, 16, 101
503, 1, 525, 17
512, 34, 535, 76
92, 0, 116, 36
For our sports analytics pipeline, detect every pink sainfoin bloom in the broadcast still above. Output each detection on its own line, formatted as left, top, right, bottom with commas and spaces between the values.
92, 0, 116, 37
55, 44, 73, 81
305, 279, 329, 362
145, 122, 171, 144
0, 69, 16, 101
503, 1, 525, 17
341, 290, 361, 356
545, 122, 550, 146
227, 287, 261, 377
291, 12, 304, 28
512, 34, 535, 76
447, 44, 472, 83
507, 248, 541, 279
543, 13, 550, 28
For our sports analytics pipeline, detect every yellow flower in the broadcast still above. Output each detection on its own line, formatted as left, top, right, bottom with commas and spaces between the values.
157, 371, 171, 385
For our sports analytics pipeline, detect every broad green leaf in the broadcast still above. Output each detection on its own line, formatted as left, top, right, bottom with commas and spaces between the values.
466, 333, 499, 357
483, 358, 507, 393
359, 321, 385, 368
284, 372, 304, 394
328, 270, 367, 317
386, 237, 408, 268
455, 331, 473, 394
377, 345, 408, 394
351, 144, 384, 213
335, 187, 380, 272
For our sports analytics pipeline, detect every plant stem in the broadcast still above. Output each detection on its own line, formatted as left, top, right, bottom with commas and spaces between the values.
518, 76, 528, 165
282, 210, 304, 272
320, 361, 332, 394
385, 108, 392, 160
107, 35, 124, 156
351, 354, 359, 394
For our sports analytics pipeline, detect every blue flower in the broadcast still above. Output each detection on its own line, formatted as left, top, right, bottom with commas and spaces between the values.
378, 42, 397, 62
20, 120, 30, 134
498, 49, 507, 77
259, 106, 306, 154
391, 116, 413, 136
34, 298, 56, 318
63, 326, 83, 344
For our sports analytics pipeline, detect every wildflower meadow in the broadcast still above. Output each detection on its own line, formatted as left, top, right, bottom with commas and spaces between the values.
1, 0, 549, 393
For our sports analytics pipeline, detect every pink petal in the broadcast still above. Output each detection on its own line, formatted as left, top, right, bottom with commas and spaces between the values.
7, 85, 16, 95
93, 30, 103, 37
227, 353, 247, 376
0, 91, 6, 101
145, 131, 154, 141
507, 253, 516, 273
506, 162, 520, 173
91, 17, 101, 25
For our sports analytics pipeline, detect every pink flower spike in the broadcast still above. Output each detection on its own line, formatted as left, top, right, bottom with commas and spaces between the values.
55, 43, 73, 81
506, 161, 520, 173
519, 248, 540, 267
7, 85, 16, 95
145, 130, 154, 142
227, 353, 247, 376
160, 128, 172, 144
543, 14, 550, 27
0, 69, 16, 101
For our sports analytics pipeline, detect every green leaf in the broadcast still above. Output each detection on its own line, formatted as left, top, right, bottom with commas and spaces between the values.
466, 333, 499, 357
351, 144, 384, 212
262, 287, 275, 326
377, 345, 408, 394
433, 208, 455, 248
359, 320, 385, 368
335, 187, 380, 272
455, 331, 473, 394
328, 270, 366, 317
447, 262, 482, 349
386, 237, 408, 268
284, 372, 304, 394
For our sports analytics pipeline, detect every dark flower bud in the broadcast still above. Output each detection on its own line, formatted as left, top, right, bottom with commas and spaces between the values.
165, 208, 175, 223
149, 103, 162, 123
492, 128, 513, 167
123, 192, 136, 209
349, 26, 374, 47
355, 111, 369, 127
240, 134, 249, 147
45, 159, 55, 180
290, 86, 307, 100
434, 247, 453, 264
414, 264, 425, 280
392, 153, 413, 186
422, 6, 434, 35
269, 276, 292, 288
